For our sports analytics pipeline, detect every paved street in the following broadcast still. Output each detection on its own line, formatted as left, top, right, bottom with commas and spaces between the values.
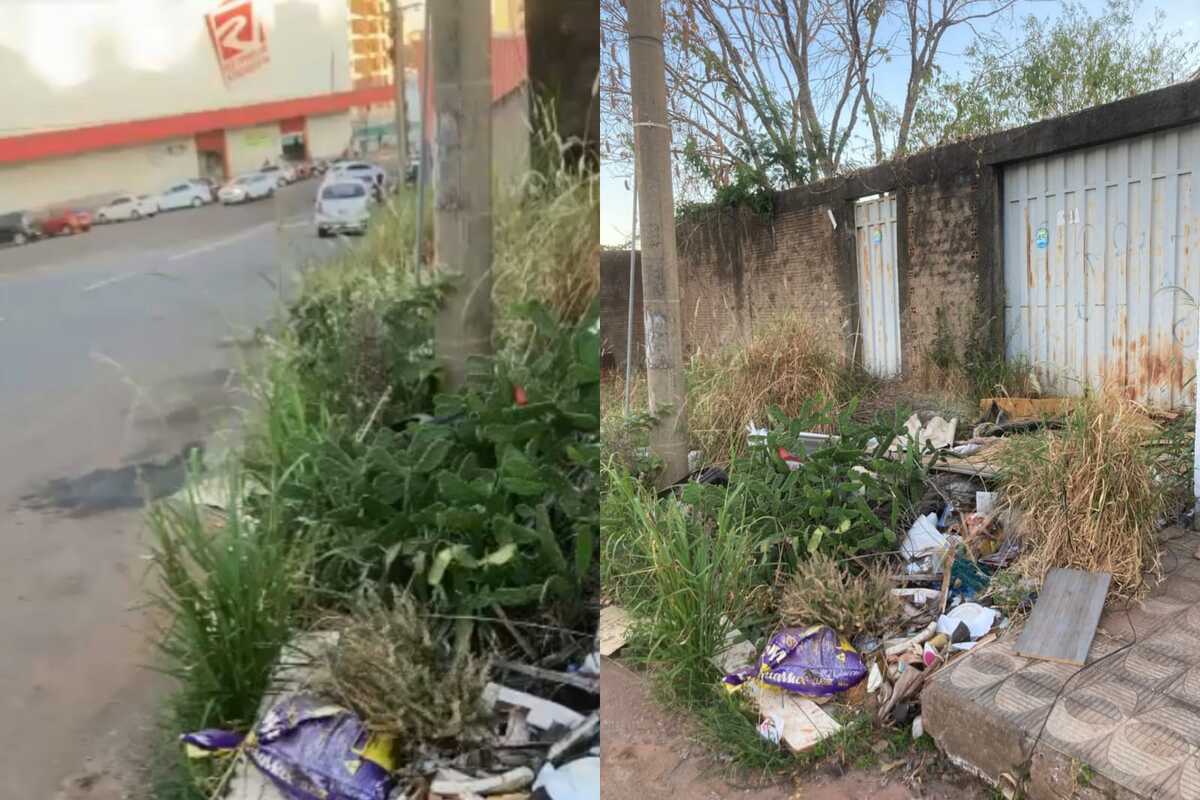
0, 180, 346, 797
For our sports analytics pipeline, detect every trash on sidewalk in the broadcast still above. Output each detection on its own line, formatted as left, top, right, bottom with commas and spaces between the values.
598, 606, 631, 657
431, 766, 534, 796
534, 754, 600, 800
710, 623, 758, 674
900, 513, 952, 573
936, 602, 998, 643
1015, 568, 1110, 665
750, 683, 842, 752
904, 413, 958, 451
182, 693, 396, 800
723, 626, 867, 697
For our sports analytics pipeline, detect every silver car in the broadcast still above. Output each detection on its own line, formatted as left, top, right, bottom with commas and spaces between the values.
315, 181, 370, 237
218, 173, 275, 204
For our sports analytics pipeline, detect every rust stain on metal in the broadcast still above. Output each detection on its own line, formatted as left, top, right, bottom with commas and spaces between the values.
1134, 340, 1187, 395
1025, 208, 1034, 288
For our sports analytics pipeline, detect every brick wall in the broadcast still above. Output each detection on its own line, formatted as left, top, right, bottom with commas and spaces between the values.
600, 79, 1200, 384
600, 249, 642, 373
899, 175, 984, 379
676, 205, 851, 358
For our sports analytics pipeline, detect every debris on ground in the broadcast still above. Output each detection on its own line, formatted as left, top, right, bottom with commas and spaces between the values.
1013, 567, 1110, 665
181, 614, 601, 800
598, 606, 631, 657
605, 380, 1193, 796
724, 626, 867, 698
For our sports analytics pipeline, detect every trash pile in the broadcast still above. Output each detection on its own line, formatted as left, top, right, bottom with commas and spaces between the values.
181, 634, 601, 800
707, 401, 1066, 749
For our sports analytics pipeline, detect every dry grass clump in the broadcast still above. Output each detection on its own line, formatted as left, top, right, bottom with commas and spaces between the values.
999, 392, 1172, 600
493, 109, 599, 331
778, 553, 899, 637
312, 593, 492, 750
687, 315, 859, 460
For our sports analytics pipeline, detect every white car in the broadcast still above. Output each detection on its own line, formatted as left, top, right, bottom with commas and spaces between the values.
135, 195, 160, 217
315, 180, 371, 237
258, 164, 291, 188
330, 161, 385, 188
95, 194, 157, 222
218, 173, 275, 204
158, 181, 212, 210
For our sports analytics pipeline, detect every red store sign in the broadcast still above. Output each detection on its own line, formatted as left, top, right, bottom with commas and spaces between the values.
205, 0, 270, 83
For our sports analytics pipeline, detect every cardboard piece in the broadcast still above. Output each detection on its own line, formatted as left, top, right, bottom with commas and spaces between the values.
598, 606, 631, 657
748, 683, 841, 752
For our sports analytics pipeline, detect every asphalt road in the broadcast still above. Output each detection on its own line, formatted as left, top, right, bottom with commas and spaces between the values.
0, 180, 346, 797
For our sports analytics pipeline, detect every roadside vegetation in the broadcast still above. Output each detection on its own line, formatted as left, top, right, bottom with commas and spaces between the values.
147, 123, 599, 798
600, 312, 1193, 789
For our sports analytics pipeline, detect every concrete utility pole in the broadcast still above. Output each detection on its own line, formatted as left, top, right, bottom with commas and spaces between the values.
627, 0, 689, 486
431, 0, 493, 390
392, 0, 409, 167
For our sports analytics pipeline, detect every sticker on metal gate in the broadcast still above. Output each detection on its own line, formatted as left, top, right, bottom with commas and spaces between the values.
1035, 226, 1049, 250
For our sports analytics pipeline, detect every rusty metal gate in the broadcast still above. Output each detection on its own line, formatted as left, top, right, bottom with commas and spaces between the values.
1003, 124, 1200, 406
854, 193, 902, 377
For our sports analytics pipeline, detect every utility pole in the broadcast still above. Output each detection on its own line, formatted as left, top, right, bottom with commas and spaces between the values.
392, 0, 409, 167
627, 0, 689, 486
431, 0, 493, 390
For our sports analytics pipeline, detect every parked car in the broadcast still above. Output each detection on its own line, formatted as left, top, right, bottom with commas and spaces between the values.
159, 181, 212, 210
191, 178, 219, 202
135, 195, 160, 216
258, 164, 296, 187
95, 195, 153, 222
331, 161, 385, 189
218, 173, 275, 204
315, 180, 371, 238
39, 208, 92, 236
0, 211, 39, 245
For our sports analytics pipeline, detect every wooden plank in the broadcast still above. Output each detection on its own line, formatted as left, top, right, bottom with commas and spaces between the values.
598, 605, 631, 657
1015, 568, 1110, 666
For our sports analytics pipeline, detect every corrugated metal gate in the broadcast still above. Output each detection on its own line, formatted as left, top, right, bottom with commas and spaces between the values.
854, 193, 902, 377
1003, 124, 1200, 406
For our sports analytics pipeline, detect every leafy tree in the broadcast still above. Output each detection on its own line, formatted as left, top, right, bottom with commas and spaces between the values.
911, 0, 1199, 149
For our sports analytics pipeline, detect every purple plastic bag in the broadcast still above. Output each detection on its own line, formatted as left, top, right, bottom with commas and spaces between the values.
723, 625, 867, 697
182, 694, 395, 800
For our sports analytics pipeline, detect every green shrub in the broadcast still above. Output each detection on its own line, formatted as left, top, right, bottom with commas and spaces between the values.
245, 303, 600, 627
720, 398, 929, 564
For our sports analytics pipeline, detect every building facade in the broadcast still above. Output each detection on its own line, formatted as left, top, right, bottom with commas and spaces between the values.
0, 0, 531, 213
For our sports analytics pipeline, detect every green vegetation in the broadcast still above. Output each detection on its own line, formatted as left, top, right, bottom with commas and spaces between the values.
148, 122, 599, 797
913, 0, 1198, 149
602, 397, 934, 776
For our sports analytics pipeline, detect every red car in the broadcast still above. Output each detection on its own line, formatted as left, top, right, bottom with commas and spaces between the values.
39, 209, 92, 236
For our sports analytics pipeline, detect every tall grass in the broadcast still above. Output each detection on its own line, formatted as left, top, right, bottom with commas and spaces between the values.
686, 315, 870, 460
604, 467, 766, 689
493, 107, 599, 332
998, 391, 1179, 599
148, 464, 300, 731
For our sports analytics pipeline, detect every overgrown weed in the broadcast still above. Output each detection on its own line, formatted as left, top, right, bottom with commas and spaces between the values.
999, 390, 1179, 598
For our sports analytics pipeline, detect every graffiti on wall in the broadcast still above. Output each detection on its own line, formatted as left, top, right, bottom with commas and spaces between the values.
206, 0, 270, 83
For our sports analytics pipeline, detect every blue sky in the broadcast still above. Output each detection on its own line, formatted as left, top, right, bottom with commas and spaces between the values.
599, 0, 1200, 245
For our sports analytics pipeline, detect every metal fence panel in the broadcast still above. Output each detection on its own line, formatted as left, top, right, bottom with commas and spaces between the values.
854, 193, 901, 377
1002, 124, 1200, 407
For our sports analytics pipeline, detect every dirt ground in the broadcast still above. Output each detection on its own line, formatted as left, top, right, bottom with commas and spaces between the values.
600, 656, 990, 800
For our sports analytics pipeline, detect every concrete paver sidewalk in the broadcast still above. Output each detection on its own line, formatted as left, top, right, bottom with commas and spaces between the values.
924, 529, 1200, 799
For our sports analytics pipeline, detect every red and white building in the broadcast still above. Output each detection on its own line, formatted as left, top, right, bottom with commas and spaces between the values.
0, 0, 530, 213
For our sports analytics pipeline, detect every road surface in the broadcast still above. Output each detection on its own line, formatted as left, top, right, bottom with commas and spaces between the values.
0, 181, 351, 797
